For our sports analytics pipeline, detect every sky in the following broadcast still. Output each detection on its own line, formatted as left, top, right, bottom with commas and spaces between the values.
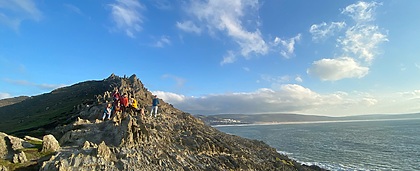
1, 0, 420, 116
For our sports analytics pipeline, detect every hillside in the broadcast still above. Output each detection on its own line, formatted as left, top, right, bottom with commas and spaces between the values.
0, 74, 324, 171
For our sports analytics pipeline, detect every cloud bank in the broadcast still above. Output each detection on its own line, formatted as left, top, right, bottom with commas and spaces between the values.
0, 92, 11, 100
152, 84, 399, 116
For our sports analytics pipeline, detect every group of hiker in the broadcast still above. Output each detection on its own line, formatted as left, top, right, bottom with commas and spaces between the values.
102, 89, 160, 120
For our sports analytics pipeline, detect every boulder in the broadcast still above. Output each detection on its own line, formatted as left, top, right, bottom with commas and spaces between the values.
41, 134, 60, 153
0, 132, 25, 160
96, 141, 112, 160
0, 132, 8, 159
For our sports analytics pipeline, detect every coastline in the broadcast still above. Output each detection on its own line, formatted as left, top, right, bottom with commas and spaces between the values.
212, 117, 420, 127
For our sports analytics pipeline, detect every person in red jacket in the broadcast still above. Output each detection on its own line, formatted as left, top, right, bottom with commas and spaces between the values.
121, 93, 129, 113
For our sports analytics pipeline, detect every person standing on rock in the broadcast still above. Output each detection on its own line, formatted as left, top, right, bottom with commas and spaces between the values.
150, 95, 160, 117
102, 103, 113, 120
121, 93, 129, 113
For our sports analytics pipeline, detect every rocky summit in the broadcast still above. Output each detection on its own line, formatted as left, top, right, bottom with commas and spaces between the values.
1, 74, 324, 171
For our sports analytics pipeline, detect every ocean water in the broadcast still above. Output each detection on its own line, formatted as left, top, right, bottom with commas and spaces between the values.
216, 119, 420, 171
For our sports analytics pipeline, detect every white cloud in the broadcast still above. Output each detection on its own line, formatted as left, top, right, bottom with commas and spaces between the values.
295, 76, 303, 83
151, 0, 172, 10
220, 51, 236, 65
108, 0, 145, 38
342, 1, 380, 23
152, 91, 186, 103
180, 0, 273, 63
0, 0, 42, 30
310, 22, 346, 41
307, 57, 369, 81
339, 25, 388, 63
308, 1, 387, 81
154, 84, 390, 116
272, 34, 301, 58
153, 35, 171, 48
4, 79, 66, 90
176, 20, 201, 34
0, 92, 11, 100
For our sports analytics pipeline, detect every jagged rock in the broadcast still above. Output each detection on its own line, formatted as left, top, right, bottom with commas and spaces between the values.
12, 151, 27, 163
5, 135, 24, 151
42, 134, 60, 153
0, 165, 8, 171
95, 141, 112, 160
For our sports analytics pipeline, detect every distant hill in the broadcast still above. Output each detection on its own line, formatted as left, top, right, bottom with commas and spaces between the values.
0, 78, 113, 136
0, 96, 29, 107
197, 113, 420, 125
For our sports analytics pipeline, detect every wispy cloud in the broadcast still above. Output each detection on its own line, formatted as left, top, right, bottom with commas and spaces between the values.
176, 20, 201, 34
308, 1, 387, 81
342, 1, 379, 23
151, 0, 172, 10
220, 51, 236, 66
4, 79, 66, 90
162, 74, 186, 89
108, 0, 145, 38
307, 57, 369, 81
0, 0, 42, 30
64, 4, 83, 15
179, 0, 297, 64
295, 76, 303, 83
153, 35, 171, 48
310, 22, 346, 41
339, 25, 388, 63
0, 92, 11, 100
272, 34, 301, 58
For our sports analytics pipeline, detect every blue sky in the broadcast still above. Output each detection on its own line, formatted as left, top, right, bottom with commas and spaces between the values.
1, 0, 420, 116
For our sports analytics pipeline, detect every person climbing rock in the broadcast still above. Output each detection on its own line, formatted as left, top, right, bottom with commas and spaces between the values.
150, 95, 159, 117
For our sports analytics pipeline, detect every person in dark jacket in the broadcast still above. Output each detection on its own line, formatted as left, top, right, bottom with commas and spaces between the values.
150, 95, 159, 117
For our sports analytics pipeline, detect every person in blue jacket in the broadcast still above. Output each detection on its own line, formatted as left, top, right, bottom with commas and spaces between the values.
150, 95, 160, 117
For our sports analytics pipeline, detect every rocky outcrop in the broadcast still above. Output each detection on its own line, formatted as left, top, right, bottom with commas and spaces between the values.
38, 74, 324, 171
0, 132, 26, 161
41, 134, 60, 153
0, 165, 8, 171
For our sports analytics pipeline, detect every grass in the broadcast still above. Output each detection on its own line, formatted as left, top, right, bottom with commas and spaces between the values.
0, 139, 54, 171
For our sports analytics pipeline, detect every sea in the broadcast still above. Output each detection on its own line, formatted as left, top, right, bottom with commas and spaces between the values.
216, 119, 420, 171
